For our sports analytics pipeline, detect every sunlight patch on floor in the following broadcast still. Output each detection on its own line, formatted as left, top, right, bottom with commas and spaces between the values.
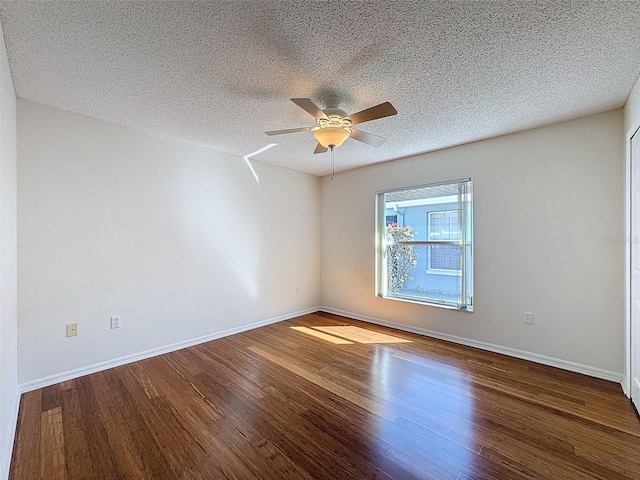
313, 326, 412, 344
290, 326, 354, 344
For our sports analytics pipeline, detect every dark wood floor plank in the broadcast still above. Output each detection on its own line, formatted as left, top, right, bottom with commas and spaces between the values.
157, 348, 319, 479
72, 376, 121, 479
116, 359, 226, 479
39, 407, 67, 480
247, 344, 399, 421
10, 312, 640, 480
177, 353, 385, 480
41, 384, 62, 413
151, 353, 312, 480
10, 391, 42, 479
89, 372, 147, 478
195, 358, 386, 479
97, 367, 177, 479
60, 384, 97, 480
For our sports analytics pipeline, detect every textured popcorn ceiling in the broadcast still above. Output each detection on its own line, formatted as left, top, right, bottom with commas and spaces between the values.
1, 1, 639, 176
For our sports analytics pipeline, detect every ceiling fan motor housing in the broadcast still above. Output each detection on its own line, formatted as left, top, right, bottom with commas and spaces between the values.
320, 95, 348, 120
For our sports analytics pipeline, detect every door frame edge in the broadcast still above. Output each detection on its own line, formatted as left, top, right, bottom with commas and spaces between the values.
624, 117, 640, 398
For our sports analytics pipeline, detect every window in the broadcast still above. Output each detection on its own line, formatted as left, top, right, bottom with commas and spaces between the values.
428, 210, 461, 274
385, 215, 398, 226
375, 179, 473, 311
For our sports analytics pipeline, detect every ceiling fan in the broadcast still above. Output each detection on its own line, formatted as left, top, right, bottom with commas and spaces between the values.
265, 95, 397, 154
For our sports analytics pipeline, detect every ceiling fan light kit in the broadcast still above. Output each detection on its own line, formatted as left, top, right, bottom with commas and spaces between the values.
313, 126, 351, 148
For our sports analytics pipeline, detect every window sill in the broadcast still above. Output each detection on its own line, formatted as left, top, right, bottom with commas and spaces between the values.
378, 293, 473, 312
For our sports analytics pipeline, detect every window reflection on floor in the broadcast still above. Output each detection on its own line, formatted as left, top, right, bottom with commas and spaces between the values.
370, 343, 478, 476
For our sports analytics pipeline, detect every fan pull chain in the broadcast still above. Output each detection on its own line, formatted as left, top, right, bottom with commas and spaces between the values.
330, 146, 335, 182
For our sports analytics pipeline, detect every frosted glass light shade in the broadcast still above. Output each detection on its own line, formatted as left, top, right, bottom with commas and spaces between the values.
313, 127, 350, 148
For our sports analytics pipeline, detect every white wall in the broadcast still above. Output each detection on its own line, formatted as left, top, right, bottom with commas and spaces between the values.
17, 100, 320, 384
321, 110, 624, 375
0, 19, 18, 480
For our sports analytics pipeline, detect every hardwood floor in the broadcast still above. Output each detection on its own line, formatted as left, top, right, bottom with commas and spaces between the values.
10, 312, 640, 479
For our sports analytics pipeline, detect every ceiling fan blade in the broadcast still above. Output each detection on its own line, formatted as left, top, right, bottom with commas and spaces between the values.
265, 126, 313, 136
313, 143, 328, 154
291, 98, 328, 120
346, 102, 397, 126
350, 128, 388, 147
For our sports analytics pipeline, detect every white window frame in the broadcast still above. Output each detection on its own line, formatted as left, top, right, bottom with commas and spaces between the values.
427, 210, 462, 276
375, 178, 473, 311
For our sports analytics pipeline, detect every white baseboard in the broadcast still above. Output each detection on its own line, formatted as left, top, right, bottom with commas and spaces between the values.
622, 373, 630, 397
320, 306, 624, 384
0, 389, 20, 480
19, 307, 320, 394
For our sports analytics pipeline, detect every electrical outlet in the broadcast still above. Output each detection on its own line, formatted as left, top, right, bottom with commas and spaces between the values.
66, 323, 78, 337
110, 316, 121, 329
296, 286, 300, 294
524, 312, 534, 325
